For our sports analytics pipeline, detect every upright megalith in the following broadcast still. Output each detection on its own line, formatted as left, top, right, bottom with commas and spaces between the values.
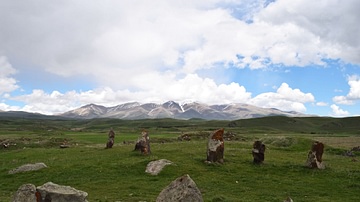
106, 128, 115, 148
252, 141, 266, 164
306, 141, 325, 169
206, 128, 225, 163
134, 130, 151, 155
156, 174, 203, 202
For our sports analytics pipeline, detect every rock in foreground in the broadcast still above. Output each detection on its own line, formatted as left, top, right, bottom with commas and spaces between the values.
12, 184, 37, 202
37, 182, 88, 202
156, 174, 203, 202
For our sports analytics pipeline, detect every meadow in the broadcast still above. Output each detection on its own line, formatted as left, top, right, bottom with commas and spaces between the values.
0, 116, 359, 201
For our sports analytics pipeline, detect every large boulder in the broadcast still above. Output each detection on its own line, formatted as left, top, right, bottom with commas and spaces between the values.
36, 182, 88, 202
145, 159, 172, 175
9, 162, 47, 174
306, 141, 325, 169
206, 128, 225, 163
12, 184, 37, 202
252, 141, 266, 164
156, 174, 203, 202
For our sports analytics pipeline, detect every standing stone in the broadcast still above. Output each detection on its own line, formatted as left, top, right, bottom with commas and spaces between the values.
206, 128, 225, 163
156, 174, 203, 202
36, 182, 88, 202
306, 141, 325, 169
145, 159, 172, 175
12, 184, 37, 202
252, 141, 266, 164
106, 128, 115, 148
134, 130, 151, 155
9, 162, 47, 174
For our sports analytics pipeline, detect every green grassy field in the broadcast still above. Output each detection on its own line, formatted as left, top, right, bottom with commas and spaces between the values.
1, 116, 360, 201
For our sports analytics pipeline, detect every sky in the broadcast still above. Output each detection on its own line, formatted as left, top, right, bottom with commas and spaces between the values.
0, 0, 360, 117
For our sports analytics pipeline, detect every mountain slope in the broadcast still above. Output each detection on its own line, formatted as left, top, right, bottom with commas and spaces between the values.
59, 101, 309, 120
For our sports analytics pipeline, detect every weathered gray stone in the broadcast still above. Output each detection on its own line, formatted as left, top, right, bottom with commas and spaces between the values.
12, 184, 37, 202
145, 159, 172, 175
37, 182, 88, 202
156, 174, 203, 202
9, 162, 47, 174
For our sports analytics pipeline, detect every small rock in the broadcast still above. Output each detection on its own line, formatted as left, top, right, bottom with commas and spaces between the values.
9, 162, 47, 174
145, 159, 172, 175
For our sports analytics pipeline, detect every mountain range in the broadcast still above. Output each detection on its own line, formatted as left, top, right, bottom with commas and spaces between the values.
58, 101, 309, 120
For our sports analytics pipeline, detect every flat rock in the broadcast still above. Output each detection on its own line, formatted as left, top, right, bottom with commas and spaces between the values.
145, 159, 172, 175
156, 174, 203, 202
37, 182, 88, 202
9, 162, 47, 174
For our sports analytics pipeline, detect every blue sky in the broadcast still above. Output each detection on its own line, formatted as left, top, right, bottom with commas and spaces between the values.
0, 0, 359, 117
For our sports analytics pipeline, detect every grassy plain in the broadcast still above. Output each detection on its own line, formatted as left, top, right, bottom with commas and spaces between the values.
0, 116, 360, 201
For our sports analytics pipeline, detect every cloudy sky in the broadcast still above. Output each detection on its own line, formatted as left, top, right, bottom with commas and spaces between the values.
1, 0, 359, 117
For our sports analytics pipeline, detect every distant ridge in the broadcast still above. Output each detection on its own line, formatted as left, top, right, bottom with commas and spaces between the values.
59, 101, 311, 120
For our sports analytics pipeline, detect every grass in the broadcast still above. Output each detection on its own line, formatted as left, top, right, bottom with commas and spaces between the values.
1, 117, 360, 201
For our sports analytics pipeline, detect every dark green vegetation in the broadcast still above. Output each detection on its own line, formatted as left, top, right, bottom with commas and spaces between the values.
1, 116, 360, 201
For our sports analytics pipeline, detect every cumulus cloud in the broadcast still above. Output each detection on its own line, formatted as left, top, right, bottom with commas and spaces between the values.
330, 104, 349, 117
0, 1, 359, 115
11, 73, 252, 114
10, 80, 314, 115
333, 75, 360, 105
249, 83, 314, 112
256, 0, 360, 64
1, 0, 359, 89
0, 56, 19, 95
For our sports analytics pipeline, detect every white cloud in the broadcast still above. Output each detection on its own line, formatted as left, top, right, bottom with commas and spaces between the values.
1, 0, 359, 90
10, 80, 314, 115
276, 83, 314, 103
256, 0, 360, 64
0, 1, 359, 116
0, 103, 20, 111
330, 104, 349, 117
0, 56, 19, 95
316, 102, 328, 107
333, 75, 360, 105
250, 83, 314, 112
11, 74, 252, 114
